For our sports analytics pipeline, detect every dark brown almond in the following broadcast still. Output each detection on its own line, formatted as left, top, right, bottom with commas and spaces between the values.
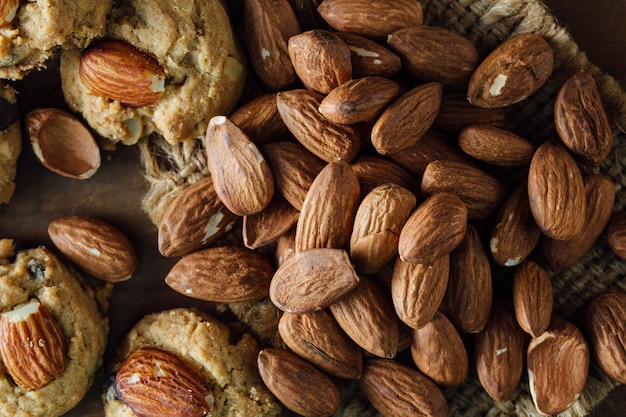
336, 32, 402, 78
350, 154, 421, 198
608, 211, 626, 261
458, 124, 535, 167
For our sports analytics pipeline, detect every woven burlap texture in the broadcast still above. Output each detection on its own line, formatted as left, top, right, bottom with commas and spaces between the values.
138, 0, 626, 416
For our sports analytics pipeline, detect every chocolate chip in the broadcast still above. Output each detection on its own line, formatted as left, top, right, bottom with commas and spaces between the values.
0, 97, 18, 132
27, 259, 45, 280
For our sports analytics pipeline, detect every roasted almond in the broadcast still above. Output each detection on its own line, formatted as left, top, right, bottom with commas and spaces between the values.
607, 211, 626, 261
458, 124, 535, 167
336, 32, 402, 78
512, 260, 553, 337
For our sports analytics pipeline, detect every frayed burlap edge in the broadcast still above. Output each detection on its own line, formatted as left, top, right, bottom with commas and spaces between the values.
138, 0, 626, 416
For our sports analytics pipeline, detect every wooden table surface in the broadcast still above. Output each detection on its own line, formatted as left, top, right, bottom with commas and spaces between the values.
0, 1, 625, 416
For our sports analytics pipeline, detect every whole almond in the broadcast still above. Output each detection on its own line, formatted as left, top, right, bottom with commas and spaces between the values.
295, 160, 360, 252
269, 248, 360, 313
350, 183, 416, 275
258, 348, 341, 417
434, 91, 506, 134
319, 76, 400, 124
359, 358, 448, 417
489, 180, 541, 267
329, 276, 400, 358
165, 246, 274, 303
458, 124, 535, 167
275, 226, 296, 267
242, 0, 300, 90
512, 260, 553, 337
467, 34, 554, 108
276, 89, 361, 162
243, 194, 299, 250
421, 159, 508, 220
288, 29, 352, 94
527, 319, 590, 416
115, 347, 212, 417
542, 173, 615, 271
528, 140, 586, 240
48, 216, 137, 283
229, 93, 291, 144
554, 70, 612, 166
370, 82, 443, 155
398, 192, 467, 263
335, 32, 402, 78
585, 287, 626, 384
475, 301, 528, 404
387, 25, 480, 89
350, 154, 421, 197
391, 254, 450, 329
607, 211, 626, 261
317, 0, 423, 39
205, 116, 274, 216
158, 176, 239, 257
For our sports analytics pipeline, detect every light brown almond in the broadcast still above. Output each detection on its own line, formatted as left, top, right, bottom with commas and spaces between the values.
229, 93, 291, 144
512, 260, 553, 337
243, 194, 299, 250
458, 124, 535, 167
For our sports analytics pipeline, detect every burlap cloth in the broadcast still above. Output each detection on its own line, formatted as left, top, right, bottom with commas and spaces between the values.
138, 0, 626, 415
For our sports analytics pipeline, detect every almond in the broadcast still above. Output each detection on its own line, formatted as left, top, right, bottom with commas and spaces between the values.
370, 82, 443, 155
336, 32, 402, 78
387, 25, 480, 89
467, 33, 554, 108
512, 260, 553, 337
48, 216, 137, 283
275, 226, 296, 267
115, 347, 213, 417
288, 29, 352, 94
258, 348, 341, 417
527, 319, 590, 416
0, 0, 19, 26
26, 107, 101, 180
79, 40, 165, 108
391, 254, 450, 329
0, 300, 66, 390
458, 124, 535, 167
350, 154, 421, 197
269, 248, 360, 313
554, 70, 612, 166
433, 91, 507, 134
318, 0, 424, 39
229, 93, 291, 144
205, 115, 274, 216
243, 194, 299, 250
165, 246, 274, 302
607, 211, 626, 261
242, 0, 300, 90
157, 176, 239, 257
527, 140, 587, 240
359, 358, 448, 417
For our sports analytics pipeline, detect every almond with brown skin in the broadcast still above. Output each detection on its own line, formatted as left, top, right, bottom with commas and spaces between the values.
269, 248, 360, 313
258, 348, 341, 417
158, 176, 239, 257
391, 254, 450, 330
542, 173, 615, 271
370, 82, 443, 155
489, 180, 541, 267
554, 70, 612, 166
458, 124, 536, 167
433, 91, 507, 134
278, 309, 363, 379
276, 89, 361, 162
319, 76, 400, 124
275, 226, 296, 267
607, 211, 626, 261
317, 0, 423, 39
398, 192, 467, 264
336, 32, 402, 78
243, 0, 300, 90
387, 25, 480, 89
205, 116, 274, 216
585, 287, 626, 384
350, 154, 421, 198
359, 358, 448, 417
243, 194, 299, 250
229, 93, 291, 144
115, 347, 213, 417
512, 260, 553, 337
467, 33, 554, 108
288, 29, 352, 94
528, 140, 586, 240
165, 246, 274, 303
0, 300, 66, 390
527, 319, 590, 416
411, 311, 469, 387
421, 159, 508, 220
295, 160, 360, 252
48, 216, 137, 283
329, 275, 400, 358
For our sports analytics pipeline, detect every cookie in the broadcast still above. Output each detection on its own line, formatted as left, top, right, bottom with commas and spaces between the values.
0, 0, 112, 80
60, 0, 247, 145
0, 239, 112, 417
103, 308, 282, 417
0, 81, 20, 204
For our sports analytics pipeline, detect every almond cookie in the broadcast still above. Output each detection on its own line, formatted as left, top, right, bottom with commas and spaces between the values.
60, 0, 247, 145
103, 308, 282, 417
0, 0, 112, 80
0, 239, 112, 417
0, 81, 20, 204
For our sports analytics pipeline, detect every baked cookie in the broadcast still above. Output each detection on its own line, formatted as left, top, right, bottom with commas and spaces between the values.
103, 308, 282, 417
0, 0, 112, 80
0, 239, 112, 417
0, 81, 20, 204
60, 0, 247, 145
